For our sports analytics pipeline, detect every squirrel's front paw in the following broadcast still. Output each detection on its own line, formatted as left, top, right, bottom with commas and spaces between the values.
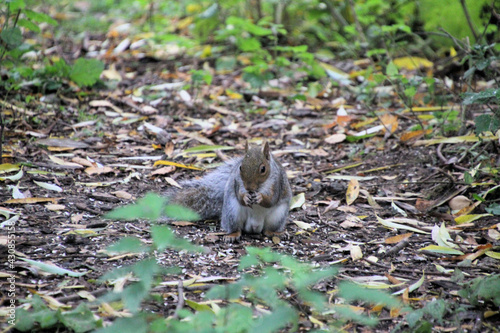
252, 192, 263, 205
243, 193, 254, 206
223, 231, 241, 243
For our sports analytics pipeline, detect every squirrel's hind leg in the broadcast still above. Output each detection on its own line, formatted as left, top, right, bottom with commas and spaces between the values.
263, 202, 289, 237
221, 195, 247, 242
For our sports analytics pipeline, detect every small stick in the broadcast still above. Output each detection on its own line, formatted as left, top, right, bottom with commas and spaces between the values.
172, 280, 185, 319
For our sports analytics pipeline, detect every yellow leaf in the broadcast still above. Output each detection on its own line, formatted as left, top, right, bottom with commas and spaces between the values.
153, 160, 203, 171
186, 4, 201, 13
290, 193, 306, 210
4, 197, 62, 204
177, 17, 193, 30
385, 233, 413, 244
0, 163, 20, 173
454, 214, 492, 225
380, 113, 398, 133
225, 89, 243, 99
200, 45, 212, 59
393, 56, 433, 70
485, 251, 500, 260
346, 179, 359, 205
418, 245, 464, 255
350, 245, 363, 261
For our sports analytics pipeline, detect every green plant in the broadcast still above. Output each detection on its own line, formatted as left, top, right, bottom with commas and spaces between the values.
15, 295, 101, 332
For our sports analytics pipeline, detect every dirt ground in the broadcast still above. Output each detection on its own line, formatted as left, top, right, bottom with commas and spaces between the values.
2, 57, 500, 332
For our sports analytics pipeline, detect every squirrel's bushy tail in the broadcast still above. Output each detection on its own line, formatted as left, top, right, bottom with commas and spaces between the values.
166, 159, 239, 220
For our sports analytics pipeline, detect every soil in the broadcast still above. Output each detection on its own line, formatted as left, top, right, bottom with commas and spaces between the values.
1, 57, 499, 332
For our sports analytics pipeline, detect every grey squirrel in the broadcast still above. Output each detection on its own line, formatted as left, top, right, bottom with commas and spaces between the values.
167, 142, 292, 242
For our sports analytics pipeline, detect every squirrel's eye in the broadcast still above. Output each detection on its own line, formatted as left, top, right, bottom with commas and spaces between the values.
260, 165, 266, 174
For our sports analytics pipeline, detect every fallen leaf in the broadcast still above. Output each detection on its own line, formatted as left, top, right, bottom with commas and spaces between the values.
350, 245, 363, 261
449, 195, 471, 211
346, 179, 359, 205
419, 245, 464, 255
34, 180, 63, 192
154, 160, 203, 170
385, 233, 413, 244
85, 166, 115, 175
393, 56, 433, 70
293, 220, 313, 230
324, 133, 346, 144
49, 155, 84, 168
45, 204, 66, 211
4, 197, 62, 204
290, 193, 306, 210
112, 190, 134, 200
71, 213, 84, 223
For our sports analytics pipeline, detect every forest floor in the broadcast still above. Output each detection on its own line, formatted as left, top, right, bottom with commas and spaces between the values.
2, 39, 500, 332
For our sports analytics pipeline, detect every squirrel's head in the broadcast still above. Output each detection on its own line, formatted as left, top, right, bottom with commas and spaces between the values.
240, 141, 271, 192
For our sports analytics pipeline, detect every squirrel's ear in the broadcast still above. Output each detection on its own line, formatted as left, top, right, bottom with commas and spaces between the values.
263, 141, 270, 160
244, 141, 249, 152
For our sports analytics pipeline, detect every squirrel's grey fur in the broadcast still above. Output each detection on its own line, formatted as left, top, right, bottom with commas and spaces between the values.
166, 145, 291, 240
166, 159, 240, 220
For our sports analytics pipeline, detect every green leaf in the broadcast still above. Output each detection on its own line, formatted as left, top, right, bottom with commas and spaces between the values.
463, 88, 500, 105
69, 58, 104, 87
458, 275, 500, 307
338, 282, 401, 308
418, 245, 464, 255
164, 204, 199, 221
9, 0, 26, 10
1, 27, 23, 50
105, 193, 166, 221
58, 303, 99, 333
24, 9, 58, 25
485, 203, 500, 215
474, 114, 500, 135
14, 308, 35, 331
20, 258, 87, 277
123, 282, 149, 313
94, 316, 148, 333
151, 225, 203, 252
237, 37, 261, 52
404, 86, 417, 98
386, 61, 398, 77
17, 18, 40, 33
184, 145, 235, 153
106, 237, 149, 254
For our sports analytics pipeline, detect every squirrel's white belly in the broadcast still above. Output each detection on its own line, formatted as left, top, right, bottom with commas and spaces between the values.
242, 205, 269, 234
241, 202, 288, 234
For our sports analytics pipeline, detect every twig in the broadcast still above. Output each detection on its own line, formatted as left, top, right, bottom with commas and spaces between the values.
172, 280, 185, 320
459, 0, 479, 42
380, 239, 410, 258
347, 0, 367, 44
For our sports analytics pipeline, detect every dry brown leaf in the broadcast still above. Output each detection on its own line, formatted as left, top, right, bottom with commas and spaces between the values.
324, 133, 346, 144
385, 233, 413, 244
72, 157, 95, 167
4, 197, 61, 204
45, 204, 66, 211
171, 221, 196, 226
449, 195, 472, 211
337, 205, 357, 213
350, 245, 363, 261
380, 113, 398, 133
112, 190, 134, 200
385, 273, 403, 285
346, 179, 360, 205
151, 166, 176, 175
49, 155, 84, 168
85, 166, 114, 175
71, 213, 84, 224
400, 129, 432, 142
